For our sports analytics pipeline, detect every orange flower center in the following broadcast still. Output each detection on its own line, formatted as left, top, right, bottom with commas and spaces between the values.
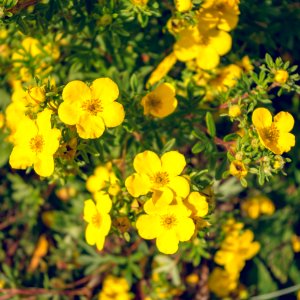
161, 214, 177, 230
151, 171, 169, 187
81, 99, 103, 115
264, 124, 279, 143
146, 95, 162, 111
91, 212, 102, 228
29, 135, 44, 153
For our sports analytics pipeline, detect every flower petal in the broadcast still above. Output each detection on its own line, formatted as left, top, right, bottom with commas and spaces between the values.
100, 101, 125, 128
9, 146, 34, 170
156, 230, 179, 254
99, 213, 111, 236
252, 108, 272, 129
58, 101, 80, 125
168, 176, 190, 198
277, 132, 295, 154
274, 111, 294, 133
62, 80, 91, 104
76, 114, 105, 139
152, 188, 174, 207
83, 199, 96, 222
91, 78, 119, 106
136, 215, 161, 239
196, 46, 220, 70
161, 151, 186, 176
95, 192, 112, 213
95, 234, 106, 251
209, 29, 232, 56
85, 224, 97, 245
176, 217, 195, 241
34, 154, 54, 177
125, 173, 151, 197
133, 150, 161, 175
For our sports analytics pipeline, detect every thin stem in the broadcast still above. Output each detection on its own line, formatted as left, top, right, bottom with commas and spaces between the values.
250, 284, 300, 300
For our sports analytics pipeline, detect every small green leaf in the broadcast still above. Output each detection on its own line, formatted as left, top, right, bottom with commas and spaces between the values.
205, 112, 216, 137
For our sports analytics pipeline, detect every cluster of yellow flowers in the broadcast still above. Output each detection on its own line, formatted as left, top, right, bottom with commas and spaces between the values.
241, 195, 275, 219
209, 219, 260, 297
125, 150, 208, 254
98, 275, 132, 300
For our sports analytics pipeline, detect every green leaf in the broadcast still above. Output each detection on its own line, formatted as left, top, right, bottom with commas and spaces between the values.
192, 141, 205, 154
205, 112, 216, 137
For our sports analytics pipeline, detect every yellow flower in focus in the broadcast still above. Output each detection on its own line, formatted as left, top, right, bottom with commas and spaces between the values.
228, 104, 241, 118
197, 0, 240, 32
229, 160, 247, 179
252, 107, 295, 155
174, 27, 232, 70
9, 110, 61, 177
83, 194, 112, 251
183, 191, 208, 217
99, 275, 131, 300
86, 162, 120, 197
58, 78, 125, 139
125, 150, 190, 202
147, 53, 177, 87
274, 69, 289, 84
292, 235, 300, 253
174, 0, 193, 12
136, 202, 195, 254
208, 267, 238, 297
141, 83, 178, 118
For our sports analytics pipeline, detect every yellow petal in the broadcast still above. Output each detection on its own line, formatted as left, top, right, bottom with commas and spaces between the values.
43, 128, 61, 155
176, 217, 195, 241
62, 80, 91, 104
125, 173, 151, 197
133, 150, 161, 175
100, 102, 125, 128
13, 118, 37, 146
86, 175, 106, 193
95, 192, 112, 213
196, 46, 220, 70
168, 176, 190, 198
186, 192, 208, 217
83, 199, 96, 222
136, 215, 161, 239
274, 111, 294, 132
36, 109, 52, 132
161, 151, 186, 176
58, 101, 80, 125
34, 154, 54, 177
85, 224, 97, 245
152, 188, 174, 207
218, 12, 239, 32
278, 132, 295, 153
252, 108, 272, 129
91, 78, 119, 106
95, 234, 106, 251
156, 231, 179, 254
9, 146, 34, 169
99, 213, 111, 236
76, 114, 105, 139
209, 29, 232, 56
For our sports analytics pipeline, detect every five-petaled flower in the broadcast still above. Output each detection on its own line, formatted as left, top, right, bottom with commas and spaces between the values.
58, 78, 125, 139
83, 193, 112, 251
136, 201, 195, 254
9, 109, 61, 177
252, 107, 295, 155
125, 150, 190, 205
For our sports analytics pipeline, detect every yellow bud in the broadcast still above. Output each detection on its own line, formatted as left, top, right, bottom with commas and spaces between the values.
274, 69, 288, 84
27, 86, 46, 104
229, 161, 247, 179
228, 105, 241, 117
292, 235, 300, 253
186, 273, 199, 285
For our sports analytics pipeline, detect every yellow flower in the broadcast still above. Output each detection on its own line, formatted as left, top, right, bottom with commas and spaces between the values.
197, 0, 240, 32
186, 273, 199, 285
229, 160, 247, 179
83, 194, 112, 251
125, 150, 190, 202
183, 191, 208, 217
238, 55, 254, 72
174, 0, 193, 12
9, 110, 61, 177
131, 0, 148, 6
26, 86, 46, 105
0, 112, 4, 129
241, 198, 260, 219
58, 78, 125, 139
174, 27, 232, 70
252, 107, 295, 155
208, 267, 238, 297
292, 235, 300, 253
274, 69, 289, 84
141, 83, 178, 118
99, 275, 131, 300
136, 202, 195, 254
259, 196, 275, 215
147, 53, 177, 87
228, 104, 241, 118
86, 162, 120, 197
222, 218, 244, 235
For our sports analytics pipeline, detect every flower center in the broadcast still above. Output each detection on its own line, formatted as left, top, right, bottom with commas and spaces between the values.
91, 213, 102, 228
146, 95, 162, 111
81, 99, 103, 116
264, 124, 279, 143
199, 35, 210, 46
161, 214, 177, 230
29, 135, 44, 153
151, 171, 170, 187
